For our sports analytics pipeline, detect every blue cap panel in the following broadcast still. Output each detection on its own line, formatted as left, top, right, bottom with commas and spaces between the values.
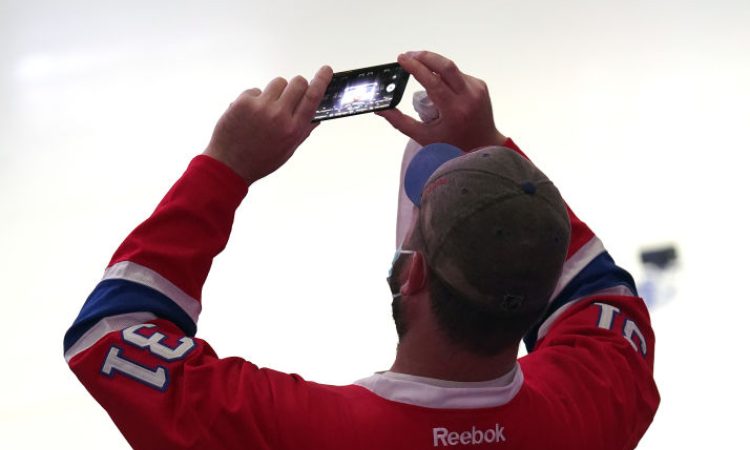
404, 143, 463, 207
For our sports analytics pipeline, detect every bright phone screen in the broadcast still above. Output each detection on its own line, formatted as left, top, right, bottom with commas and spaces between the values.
313, 63, 409, 121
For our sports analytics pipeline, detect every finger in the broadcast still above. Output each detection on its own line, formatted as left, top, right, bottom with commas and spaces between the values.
261, 77, 288, 101
410, 51, 468, 94
376, 108, 427, 143
397, 53, 452, 103
295, 65, 334, 120
227, 88, 261, 111
241, 87, 262, 97
278, 75, 309, 113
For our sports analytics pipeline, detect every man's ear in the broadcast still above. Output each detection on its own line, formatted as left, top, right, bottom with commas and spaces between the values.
402, 252, 428, 295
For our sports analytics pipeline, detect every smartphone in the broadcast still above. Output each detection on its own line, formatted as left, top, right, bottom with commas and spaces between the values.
313, 62, 410, 122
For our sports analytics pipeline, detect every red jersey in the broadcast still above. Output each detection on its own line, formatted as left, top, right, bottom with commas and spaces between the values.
64, 140, 659, 449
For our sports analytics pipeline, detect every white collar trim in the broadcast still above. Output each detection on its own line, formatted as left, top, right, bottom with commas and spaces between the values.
353, 363, 524, 409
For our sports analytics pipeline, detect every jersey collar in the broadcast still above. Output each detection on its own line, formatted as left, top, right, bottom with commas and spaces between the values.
353, 363, 523, 409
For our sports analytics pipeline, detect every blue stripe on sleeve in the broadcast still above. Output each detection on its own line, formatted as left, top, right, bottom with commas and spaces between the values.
63, 279, 197, 353
524, 251, 637, 351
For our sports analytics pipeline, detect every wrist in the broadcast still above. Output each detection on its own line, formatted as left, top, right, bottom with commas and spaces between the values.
202, 145, 254, 185
466, 130, 508, 153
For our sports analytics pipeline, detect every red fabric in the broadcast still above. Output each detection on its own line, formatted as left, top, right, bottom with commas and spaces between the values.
69, 147, 658, 450
70, 293, 658, 449
108, 155, 248, 301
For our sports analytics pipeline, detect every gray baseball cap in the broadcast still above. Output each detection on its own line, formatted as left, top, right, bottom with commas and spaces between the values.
405, 143, 571, 315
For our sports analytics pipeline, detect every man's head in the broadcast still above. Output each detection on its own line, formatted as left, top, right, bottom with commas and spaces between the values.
390, 144, 571, 356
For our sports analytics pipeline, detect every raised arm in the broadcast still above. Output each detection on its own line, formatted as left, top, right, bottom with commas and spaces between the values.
63, 67, 333, 449
379, 51, 659, 448
383, 51, 507, 248
380, 51, 640, 347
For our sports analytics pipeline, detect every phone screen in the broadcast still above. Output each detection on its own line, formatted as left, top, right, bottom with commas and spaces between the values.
313, 62, 409, 122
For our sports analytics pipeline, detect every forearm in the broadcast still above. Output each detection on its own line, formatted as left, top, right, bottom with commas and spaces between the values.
497, 139, 639, 351
62, 67, 334, 449
64, 155, 248, 357
108, 155, 248, 301
514, 138, 658, 444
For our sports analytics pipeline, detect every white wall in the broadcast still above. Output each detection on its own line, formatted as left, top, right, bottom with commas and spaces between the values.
1, 0, 748, 448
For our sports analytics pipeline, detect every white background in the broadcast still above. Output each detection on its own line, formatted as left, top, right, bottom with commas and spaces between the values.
1, 0, 748, 448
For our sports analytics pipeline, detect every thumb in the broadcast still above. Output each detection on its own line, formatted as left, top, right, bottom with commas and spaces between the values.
376, 109, 426, 143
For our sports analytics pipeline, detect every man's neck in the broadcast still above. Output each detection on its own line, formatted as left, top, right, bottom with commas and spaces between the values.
390, 332, 519, 382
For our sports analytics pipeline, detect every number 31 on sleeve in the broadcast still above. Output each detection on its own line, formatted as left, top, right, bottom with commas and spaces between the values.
100, 324, 196, 391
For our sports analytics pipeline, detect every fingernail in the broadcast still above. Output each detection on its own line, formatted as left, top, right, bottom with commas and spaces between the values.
405, 51, 421, 58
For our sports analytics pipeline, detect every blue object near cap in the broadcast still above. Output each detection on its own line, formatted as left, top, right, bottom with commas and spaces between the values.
404, 143, 463, 207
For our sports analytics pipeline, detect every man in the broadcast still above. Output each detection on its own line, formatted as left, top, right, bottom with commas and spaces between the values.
64, 51, 659, 449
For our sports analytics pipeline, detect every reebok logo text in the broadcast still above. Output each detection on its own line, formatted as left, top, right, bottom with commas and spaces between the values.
433, 424, 507, 447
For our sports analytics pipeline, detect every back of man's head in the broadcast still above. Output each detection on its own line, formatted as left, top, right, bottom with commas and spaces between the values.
406, 145, 571, 355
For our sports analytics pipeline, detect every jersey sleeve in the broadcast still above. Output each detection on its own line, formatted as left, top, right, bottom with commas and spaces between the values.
64, 154, 248, 353
61, 156, 297, 449
504, 139, 660, 448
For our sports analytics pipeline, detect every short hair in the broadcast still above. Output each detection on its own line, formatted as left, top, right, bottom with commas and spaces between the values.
426, 267, 548, 356
404, 225, 549, 356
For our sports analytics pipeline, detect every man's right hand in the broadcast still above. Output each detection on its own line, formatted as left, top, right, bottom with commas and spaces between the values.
377, 51, 506, 152
204, 66, 334, 184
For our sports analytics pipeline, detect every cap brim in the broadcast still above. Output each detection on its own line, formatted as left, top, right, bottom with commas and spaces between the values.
404, 143, 463, 207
